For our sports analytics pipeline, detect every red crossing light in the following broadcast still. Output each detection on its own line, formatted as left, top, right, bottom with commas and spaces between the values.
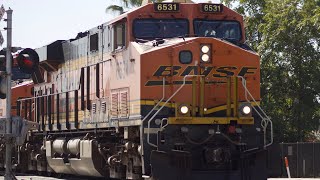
21, 57, 33, 67
17, 48, 39, 74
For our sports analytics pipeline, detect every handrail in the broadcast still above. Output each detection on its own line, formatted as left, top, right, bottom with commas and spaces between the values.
139, 77, 166, 150
237, 76, 273, 148
142, 77, 166, 123
16, 88, 80, 101
146, 75, 203, 148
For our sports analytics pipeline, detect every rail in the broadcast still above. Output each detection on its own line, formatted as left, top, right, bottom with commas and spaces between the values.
237, 76, 273, 148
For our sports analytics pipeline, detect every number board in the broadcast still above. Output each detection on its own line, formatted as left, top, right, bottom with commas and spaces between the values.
201, 4, 223, 13
154, 3, 180, 12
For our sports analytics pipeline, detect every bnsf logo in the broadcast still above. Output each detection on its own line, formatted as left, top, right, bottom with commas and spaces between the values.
145, 65, 258, 86
154, 65, 257, 77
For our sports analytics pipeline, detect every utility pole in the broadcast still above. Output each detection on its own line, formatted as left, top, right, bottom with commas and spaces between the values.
4, 8, 15, 180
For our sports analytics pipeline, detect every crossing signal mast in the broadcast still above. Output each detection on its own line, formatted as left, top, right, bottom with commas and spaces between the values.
0, 6, 39, 180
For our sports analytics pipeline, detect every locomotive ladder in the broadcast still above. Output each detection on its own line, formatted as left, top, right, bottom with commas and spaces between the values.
142, 75, 204, 148
237, 76, 273, 148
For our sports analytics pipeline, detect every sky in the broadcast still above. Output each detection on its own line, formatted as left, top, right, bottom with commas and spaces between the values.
0, 0, 219, 49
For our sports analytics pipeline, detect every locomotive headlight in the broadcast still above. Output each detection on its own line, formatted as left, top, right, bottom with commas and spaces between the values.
242, 106, 251, 114
179, 105, 189, 114
201, 54, 210, 62
239, 103, 252, 116
201, 45, 210, 53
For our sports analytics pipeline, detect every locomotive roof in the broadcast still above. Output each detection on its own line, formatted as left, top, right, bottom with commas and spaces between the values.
35, 2, 244, 56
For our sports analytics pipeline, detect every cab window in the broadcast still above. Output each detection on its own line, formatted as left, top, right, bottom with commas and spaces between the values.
194, 20, 242, 41
90, 33, 99, 52
114, 22, 126, 50
133, 19, 189, 39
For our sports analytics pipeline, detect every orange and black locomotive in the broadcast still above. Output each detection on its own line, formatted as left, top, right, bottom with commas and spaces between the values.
1, 1, 273, 179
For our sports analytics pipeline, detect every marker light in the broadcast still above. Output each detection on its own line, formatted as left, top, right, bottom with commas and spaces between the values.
201, 45, 210, 53
201, 54, 210, 62
179, 105, 189, 114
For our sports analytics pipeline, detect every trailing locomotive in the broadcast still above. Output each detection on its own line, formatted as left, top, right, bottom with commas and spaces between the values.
1, 1, 273, 179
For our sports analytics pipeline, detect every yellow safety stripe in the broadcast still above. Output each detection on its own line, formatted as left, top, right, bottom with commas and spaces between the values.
140, 100, 260, 114
204, 101, 260, 115
168, 117, 254, 125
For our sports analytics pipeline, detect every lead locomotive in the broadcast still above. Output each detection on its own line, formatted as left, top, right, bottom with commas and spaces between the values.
1, 1, 272, 179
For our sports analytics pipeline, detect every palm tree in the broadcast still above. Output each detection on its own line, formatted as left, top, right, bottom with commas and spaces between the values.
106, 0, 165, 15
106, 5, 125, 14
106, 0, 143, 15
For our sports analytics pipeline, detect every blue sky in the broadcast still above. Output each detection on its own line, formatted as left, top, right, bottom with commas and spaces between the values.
0, 0, 218, 49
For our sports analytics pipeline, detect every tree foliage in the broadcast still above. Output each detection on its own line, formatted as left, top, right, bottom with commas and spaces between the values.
223, 0, 320, 142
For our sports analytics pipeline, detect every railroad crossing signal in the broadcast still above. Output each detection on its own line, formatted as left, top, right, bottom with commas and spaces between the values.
0, 48, 39, 99
17, 48, 40, 74
1, 7, 16, 180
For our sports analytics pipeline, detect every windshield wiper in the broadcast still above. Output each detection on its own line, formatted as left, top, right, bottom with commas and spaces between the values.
135, 38, 151, 43
153, 38, 165, 47
222, 38, 241, 46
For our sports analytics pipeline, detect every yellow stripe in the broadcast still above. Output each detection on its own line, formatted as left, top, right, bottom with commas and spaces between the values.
168, 117, 254, 125
139, 100, 260, 114
139, 100, 173, 108
204, 101, 260, 115
36, 101, 261, 124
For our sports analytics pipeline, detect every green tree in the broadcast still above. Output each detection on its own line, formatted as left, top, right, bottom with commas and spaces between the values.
259, 0, 320, 142
223, 0, 320, 142
222, 0, 266, 49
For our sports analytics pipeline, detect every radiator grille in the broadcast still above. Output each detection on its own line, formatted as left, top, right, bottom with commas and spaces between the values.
111, 93, 118, 118
120, 92, 128, 118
